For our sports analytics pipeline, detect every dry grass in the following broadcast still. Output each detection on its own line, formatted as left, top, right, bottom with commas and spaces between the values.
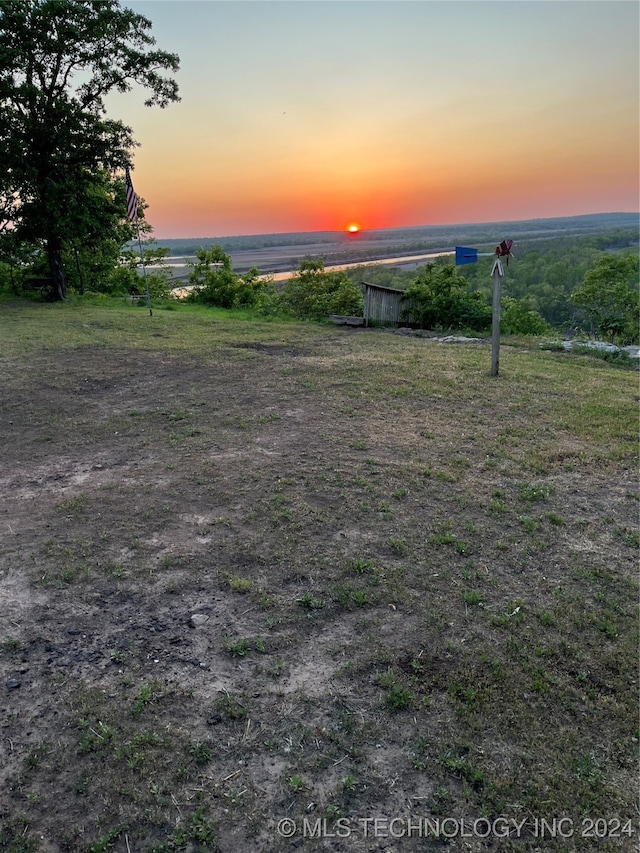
0, 299, 638, 852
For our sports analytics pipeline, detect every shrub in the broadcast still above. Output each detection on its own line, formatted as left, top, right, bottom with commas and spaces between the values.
187, 246, 273, 309
0, 261, 15, 293
571, 253, 639, 343
500, 297, 552, 336
233, 267, 278, 309
106, 264, 138, 295
401, 264, 490, 332
572, 345, 636, 367
281, 258, 363, 321
186, 245, 230, 307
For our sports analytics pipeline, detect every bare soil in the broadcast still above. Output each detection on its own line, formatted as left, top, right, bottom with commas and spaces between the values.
0, 306, 638, 852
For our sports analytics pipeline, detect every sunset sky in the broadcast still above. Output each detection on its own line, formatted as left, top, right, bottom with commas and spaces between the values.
109, 1, 640, 239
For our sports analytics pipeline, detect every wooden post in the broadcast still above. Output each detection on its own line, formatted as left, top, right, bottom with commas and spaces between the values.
491, 258, 503, 376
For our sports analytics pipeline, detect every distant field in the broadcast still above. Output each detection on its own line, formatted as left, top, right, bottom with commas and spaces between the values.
1, 300, 638, 852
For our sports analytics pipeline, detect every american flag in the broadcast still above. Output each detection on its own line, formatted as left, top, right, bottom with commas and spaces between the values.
125, 166, 138, 223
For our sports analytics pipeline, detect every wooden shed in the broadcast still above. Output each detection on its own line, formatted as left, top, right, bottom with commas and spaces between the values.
362, 282, 407, 327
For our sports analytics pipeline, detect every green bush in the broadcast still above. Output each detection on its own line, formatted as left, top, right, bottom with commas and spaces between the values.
0, 262, 9, 291
105, 265, 137, 295
401, 264, 491, 331
253, 281, 288, 317
501, 297, 552, 336
232, 267, 278, 309
571, 253, 639, 343
572, 345, 636, 368
141, 271, 173, 300
187, 246, 272, 309
189, 266, 238, 307
281, 258, 364, 321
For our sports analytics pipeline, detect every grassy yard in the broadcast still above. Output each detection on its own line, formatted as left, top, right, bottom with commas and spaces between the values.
0, 299, 638, 852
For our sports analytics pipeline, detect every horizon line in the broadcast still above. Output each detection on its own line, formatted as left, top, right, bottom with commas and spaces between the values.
150, 211, 639, 242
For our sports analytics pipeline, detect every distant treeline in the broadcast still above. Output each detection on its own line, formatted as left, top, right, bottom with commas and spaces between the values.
343, 229, 639, 331
156, 232, 339, 255
152, 213, 639, 258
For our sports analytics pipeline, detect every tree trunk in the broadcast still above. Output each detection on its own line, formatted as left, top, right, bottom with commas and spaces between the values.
47, 242, 67, 300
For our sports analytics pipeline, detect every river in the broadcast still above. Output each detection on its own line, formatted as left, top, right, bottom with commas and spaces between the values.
164, 249, 454, 297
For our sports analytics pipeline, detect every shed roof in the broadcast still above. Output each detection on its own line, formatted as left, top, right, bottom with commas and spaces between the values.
361, 281, 406, 295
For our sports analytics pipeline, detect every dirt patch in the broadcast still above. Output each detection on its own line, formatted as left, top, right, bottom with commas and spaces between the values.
0, 315, 638, 852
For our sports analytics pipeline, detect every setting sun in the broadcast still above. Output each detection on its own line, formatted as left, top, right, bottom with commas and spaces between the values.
347, 224, 360, 233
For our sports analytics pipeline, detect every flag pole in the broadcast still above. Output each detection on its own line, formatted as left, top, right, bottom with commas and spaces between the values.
125, 165, 152, 317
135, 221, 153, 317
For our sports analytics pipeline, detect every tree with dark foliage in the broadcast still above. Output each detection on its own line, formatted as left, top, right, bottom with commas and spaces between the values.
0, 0, 179, 299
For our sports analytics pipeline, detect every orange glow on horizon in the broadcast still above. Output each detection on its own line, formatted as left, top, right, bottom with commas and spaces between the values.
111, 1, 639, 241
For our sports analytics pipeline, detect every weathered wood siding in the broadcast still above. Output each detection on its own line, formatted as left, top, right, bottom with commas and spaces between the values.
362, 282, 406, 327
